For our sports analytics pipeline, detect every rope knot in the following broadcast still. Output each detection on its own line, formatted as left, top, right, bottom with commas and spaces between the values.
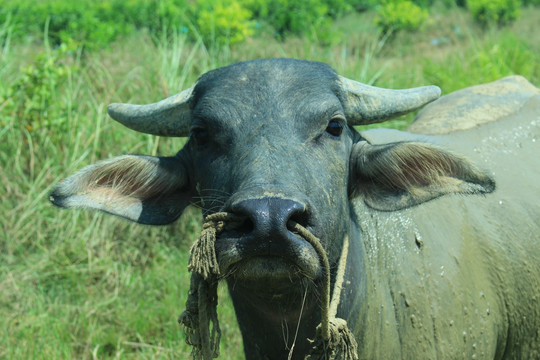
188, 213, 244, 280
306, 318, 359, 360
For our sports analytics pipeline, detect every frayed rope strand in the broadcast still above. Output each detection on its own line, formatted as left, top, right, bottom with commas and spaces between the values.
179, 213, 243, 360
188, 213, 244, 280
309, 318, 358, 360
178, 274, 221, 360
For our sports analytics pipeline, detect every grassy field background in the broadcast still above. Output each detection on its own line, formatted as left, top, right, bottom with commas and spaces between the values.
1, 2, 539, 359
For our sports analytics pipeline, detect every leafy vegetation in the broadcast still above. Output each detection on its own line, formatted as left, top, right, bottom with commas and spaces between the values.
375, 0, 430, 33
2, 40, 79, 135
242, 0, 352, 41
1, 0, 537, 50
1, 1, 539, 359
466, 0, 522, 27
196, 0, 255, 45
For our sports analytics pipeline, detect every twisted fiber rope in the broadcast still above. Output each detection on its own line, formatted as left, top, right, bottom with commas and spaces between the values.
179, 212, 358, 360
188, 213, 244, 279
290, 222, 358, 360
179, 213, 242, 359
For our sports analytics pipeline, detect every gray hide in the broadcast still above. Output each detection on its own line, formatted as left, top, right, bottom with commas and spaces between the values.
354, 76, 540, 359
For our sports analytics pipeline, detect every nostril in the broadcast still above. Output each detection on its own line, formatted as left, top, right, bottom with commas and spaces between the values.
236, 217, 254, 234
287, 207, 310, 230
227, 204, 254, 236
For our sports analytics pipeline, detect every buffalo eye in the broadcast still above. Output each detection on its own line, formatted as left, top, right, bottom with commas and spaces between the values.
190, 127, 209, 145
325, 118, 344, 137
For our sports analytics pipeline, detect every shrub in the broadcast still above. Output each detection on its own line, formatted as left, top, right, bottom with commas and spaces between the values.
323, 0, 354, 17
242, 0, 346, 40
0, 0, 360, 47
2, 41, 80, 134
467, 0, 521, 27
194, 0, 254, 45
375, 0, 429, 34
347, 0, 379, 11
411, 0, 435, 7
1, 0, 133, 48
0, 0, 189, 49
245, 0, 327, 37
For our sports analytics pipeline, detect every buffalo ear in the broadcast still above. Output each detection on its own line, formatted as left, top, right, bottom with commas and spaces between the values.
349, 141, 495, 211
50, 155, 191, 225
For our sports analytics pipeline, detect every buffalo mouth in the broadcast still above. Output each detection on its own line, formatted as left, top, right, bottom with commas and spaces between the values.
215, 230, 322, 291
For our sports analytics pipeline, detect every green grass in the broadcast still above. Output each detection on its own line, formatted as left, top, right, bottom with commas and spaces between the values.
1, 4, 539, 359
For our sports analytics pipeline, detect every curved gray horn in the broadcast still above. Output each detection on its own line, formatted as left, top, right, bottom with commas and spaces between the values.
107, 86, 194, 137
339, 76, 441, 126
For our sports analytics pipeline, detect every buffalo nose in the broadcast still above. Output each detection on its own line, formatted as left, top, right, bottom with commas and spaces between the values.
230, 197, 309, 240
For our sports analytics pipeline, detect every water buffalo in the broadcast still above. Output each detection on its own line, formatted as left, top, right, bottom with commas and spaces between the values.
50, 59, 540, 359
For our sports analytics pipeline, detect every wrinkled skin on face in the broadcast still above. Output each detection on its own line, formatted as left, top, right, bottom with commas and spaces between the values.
50, 60, 540, 359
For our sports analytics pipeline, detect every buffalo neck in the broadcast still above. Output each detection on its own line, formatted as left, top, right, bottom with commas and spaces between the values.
225, 218, 368, 359
226, 272, 321, 359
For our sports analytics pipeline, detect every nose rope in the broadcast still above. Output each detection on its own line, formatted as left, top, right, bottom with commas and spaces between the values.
179, 212, 358, 360
188, 212, 244, 280
289, 222, 358, 360
179, 212, 243, 360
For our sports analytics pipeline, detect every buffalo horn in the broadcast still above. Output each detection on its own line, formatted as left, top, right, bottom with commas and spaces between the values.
107, 87, 194, 137
339, 76, 441, 125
